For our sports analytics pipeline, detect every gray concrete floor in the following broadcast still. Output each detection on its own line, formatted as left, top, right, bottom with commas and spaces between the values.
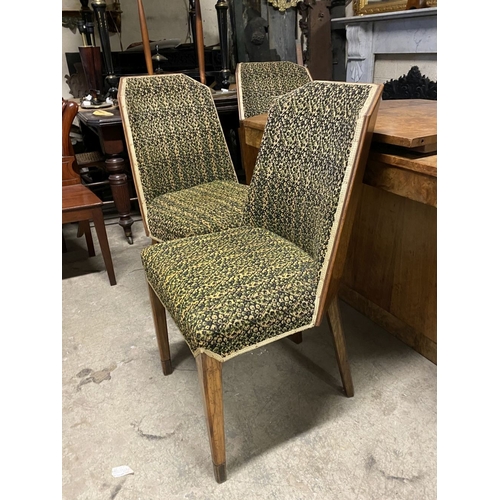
62, 217, 437, 500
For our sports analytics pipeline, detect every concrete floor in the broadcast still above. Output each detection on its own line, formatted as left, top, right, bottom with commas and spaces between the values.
62, 216, 437, 500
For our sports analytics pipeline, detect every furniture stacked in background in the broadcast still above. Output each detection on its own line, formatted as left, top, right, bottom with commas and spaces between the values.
62, 99, 116, 286
240, 99, 437, 363
140, 80, 383, 482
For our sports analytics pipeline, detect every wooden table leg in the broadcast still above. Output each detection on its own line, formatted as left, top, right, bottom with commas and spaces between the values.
105, 157, 134, 244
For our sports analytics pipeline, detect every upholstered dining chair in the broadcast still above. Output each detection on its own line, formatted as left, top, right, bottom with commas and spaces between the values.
235, 61, 313, 121
235, 61, 312, 182
117, 73, 249, 243
141, 80, 383, 482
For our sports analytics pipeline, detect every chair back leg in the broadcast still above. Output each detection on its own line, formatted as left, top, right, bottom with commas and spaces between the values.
196, 353, 226, 483
326, 297, 354, 397
78, 220, 96, 257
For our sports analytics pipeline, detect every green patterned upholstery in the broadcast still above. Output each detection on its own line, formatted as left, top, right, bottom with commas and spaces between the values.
142, 81, 382, 361
244, 81, 375, 274
142, 227, 318, 358
236, 61, 312, 120
118, 73, 248, 241
147, 180, 249, 241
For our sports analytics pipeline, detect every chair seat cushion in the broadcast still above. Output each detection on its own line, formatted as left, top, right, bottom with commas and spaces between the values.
141, 227, 319, 360
147, 180, 248, 242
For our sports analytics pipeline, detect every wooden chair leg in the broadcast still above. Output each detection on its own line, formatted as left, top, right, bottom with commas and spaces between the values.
288, 332, 303, 344
196, 353, 226, 483
91, 208, 117, 286
326, 297, 354, 397
147, 283, 172, 375
79, 220, 96, 257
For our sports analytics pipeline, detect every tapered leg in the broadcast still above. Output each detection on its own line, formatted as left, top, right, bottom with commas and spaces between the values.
196, 353, 226, 483
91, 208, 117, 286
288, 332, 303, 344
80, 220, 96, 257
326, 297, 354, 397
147, 283, 172, 375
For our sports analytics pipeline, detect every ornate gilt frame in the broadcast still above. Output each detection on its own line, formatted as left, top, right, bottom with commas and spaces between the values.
353, 0, 437, 16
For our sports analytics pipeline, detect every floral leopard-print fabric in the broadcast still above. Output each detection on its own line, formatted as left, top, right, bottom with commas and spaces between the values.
147, 180, 248, 241
119, 74, 247, 241
237, 61, 312, 119
142, 227, 317, 358
244, 81, 375, 277
142, 81, 380, 360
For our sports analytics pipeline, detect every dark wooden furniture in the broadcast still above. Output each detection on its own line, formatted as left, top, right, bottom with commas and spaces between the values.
63, 99, 117, 286
240, 99, 437, 363
77, 105, 135, 244
62, 180, 117, 286
77, 90, 242, 244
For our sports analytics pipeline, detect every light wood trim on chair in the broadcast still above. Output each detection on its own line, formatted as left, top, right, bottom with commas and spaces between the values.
315, 87, 383, 322
147, 283, 172, 375
326, 297, 354, 397
196, 353, 226, 483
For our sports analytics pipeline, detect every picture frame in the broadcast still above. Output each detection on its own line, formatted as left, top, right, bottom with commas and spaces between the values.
353, 0, 437, 16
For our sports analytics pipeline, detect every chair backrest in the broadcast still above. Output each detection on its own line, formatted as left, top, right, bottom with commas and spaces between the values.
118, 74, 237, 211
62, 98, 79, 157
244, 80, 383, 322
62, 98, 81, 186
236, 61, 312, 121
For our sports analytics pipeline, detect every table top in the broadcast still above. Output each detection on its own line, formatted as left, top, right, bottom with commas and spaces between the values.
243, 99, 437, 151
373, 99, 436, 149
78, 105, 123, 127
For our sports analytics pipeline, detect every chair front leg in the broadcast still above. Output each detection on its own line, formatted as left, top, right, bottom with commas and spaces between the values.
196, 353, 226, 483
327, 297, 354, 397
147, 283, 172, 375
91, 208, 116, 286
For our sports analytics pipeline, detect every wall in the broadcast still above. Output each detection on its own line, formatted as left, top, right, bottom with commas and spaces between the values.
341, 2, 437, 85
337, 10, 437, 84
62, 0, 221, 98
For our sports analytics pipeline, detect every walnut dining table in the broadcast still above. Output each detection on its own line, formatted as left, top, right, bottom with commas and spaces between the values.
240, 99, 437, 363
